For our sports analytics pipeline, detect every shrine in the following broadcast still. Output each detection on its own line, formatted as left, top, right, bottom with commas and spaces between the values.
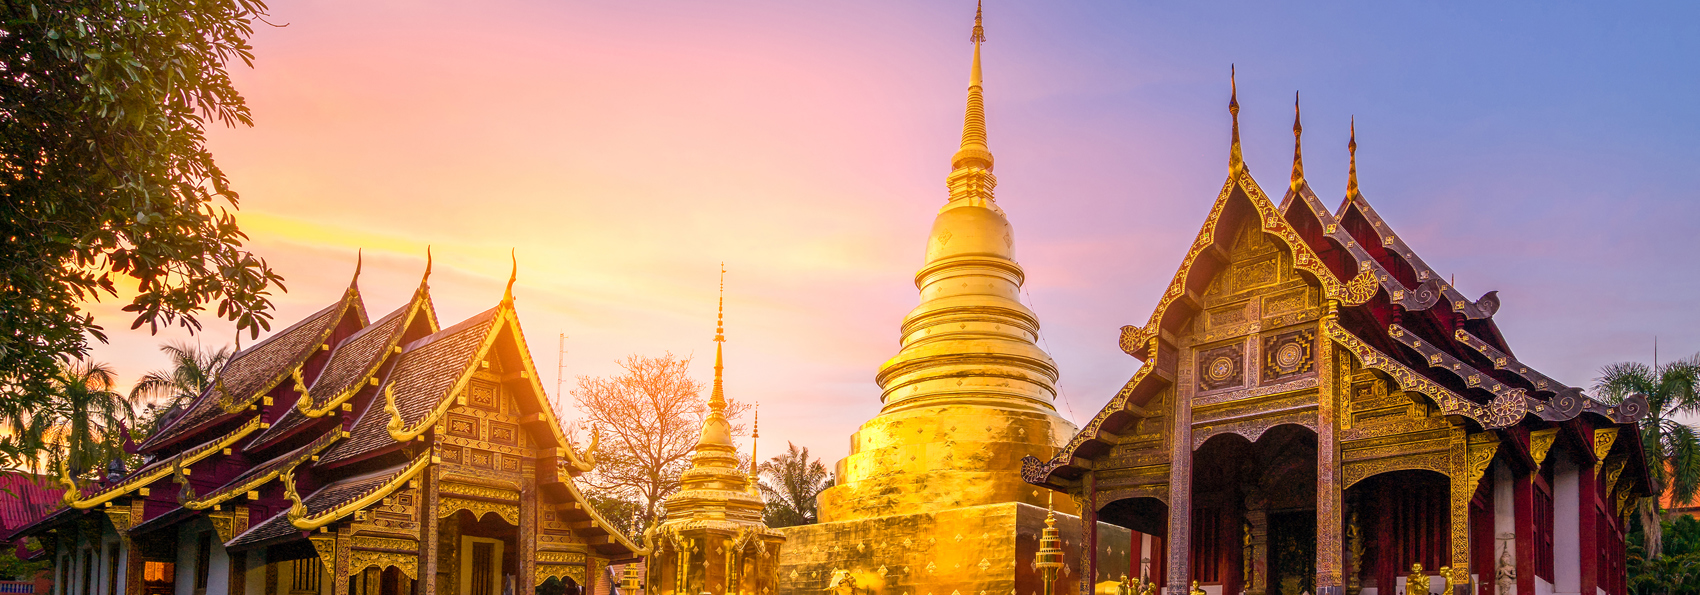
1020, 75, 1654, 595
15, 256, 642, 595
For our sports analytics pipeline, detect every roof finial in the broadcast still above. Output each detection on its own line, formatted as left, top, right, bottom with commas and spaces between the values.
503, 249, 517, 304
421, 246, 433, 288
709, 263, 727, 414
1347, 117, 1360, 199
1290, 91, 1304, 189
1229, 65, 1244, 175
951, 1, 993, 173
350, 249, 363, 289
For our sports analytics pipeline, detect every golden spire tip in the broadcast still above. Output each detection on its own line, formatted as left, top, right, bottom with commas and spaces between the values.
1229, 65, 1244, 174
351, 249, 362, 288
422, 246, 433, 287
1347, 116, 1360, 198
503, 249, 517, 304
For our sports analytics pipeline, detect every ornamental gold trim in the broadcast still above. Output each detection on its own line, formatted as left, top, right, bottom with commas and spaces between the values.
349, 551, 417, 580
1594, 428, 1619, 473
1529, 429, 1558, 469
310, 535, 337, 574
184, 430, 341, 511
290, 451, 432, 530
388, 310, 510, 442
438, 496, 519, 525
67, 416, 264, 509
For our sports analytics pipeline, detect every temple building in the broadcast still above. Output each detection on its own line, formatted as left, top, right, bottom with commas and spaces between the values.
775, 5, 1131, 595
14, 257, 640, 595
1020, 78, 1654, 595
639, 274, 785, 595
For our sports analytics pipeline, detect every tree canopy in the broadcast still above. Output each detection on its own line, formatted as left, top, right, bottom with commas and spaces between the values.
0, 0, 284, 410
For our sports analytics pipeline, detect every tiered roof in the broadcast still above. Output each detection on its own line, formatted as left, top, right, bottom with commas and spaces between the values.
14, 255, 634, 559
1023, 82, 1650, 490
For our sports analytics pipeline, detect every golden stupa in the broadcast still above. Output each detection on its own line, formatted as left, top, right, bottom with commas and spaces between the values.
776, 5, 1128, 595
643, 270, 785, 595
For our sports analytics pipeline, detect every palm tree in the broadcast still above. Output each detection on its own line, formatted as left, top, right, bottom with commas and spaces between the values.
130, 340, 231, 438
1597, 353, 1700, 559
4, 361, 136, 480
756, 442, 833, 528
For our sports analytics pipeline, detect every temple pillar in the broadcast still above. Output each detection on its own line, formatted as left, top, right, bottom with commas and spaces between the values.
1448, 428, 1471, 595
421, 464, 441, 595
520, 462, 537, 593
334, 526, 353, 595
1082, 472, 1098, 595
1492, 461, 1516, 595
1553, 456, 1581, 595
231, 550, 248, 595
1167, 356, 1196, 595
1244, 491, 1267, 595
1513, 438, 1536, 595
1316, 337, 1344, 595
1577, 457, 1598, 595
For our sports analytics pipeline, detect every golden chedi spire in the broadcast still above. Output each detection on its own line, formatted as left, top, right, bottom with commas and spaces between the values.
1347, 117, 1361, 199
656, 265, 767, 527
818, 1, 1078, 524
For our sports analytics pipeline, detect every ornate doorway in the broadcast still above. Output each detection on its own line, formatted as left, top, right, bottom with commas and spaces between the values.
1268, 511, 1314, 595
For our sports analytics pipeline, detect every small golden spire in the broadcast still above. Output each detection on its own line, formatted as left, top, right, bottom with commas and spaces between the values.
1229, 65, 1245, 175
952, 0, 993, 172
1291, 91, 1304, 189
748, 403, 761, 493
502, 249, 517, 304
1347, 117, 1360, 199
709, 263, 727, 414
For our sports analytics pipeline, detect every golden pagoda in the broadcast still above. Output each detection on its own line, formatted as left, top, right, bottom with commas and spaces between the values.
644, 269, 785, 595
776, 4, 1129, 594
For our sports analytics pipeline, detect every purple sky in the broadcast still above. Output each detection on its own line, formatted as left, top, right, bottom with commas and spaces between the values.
86, 1, 1700, 465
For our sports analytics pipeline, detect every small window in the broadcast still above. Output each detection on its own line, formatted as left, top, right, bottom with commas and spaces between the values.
193, 531, 213, 592
292, 559, 323, 593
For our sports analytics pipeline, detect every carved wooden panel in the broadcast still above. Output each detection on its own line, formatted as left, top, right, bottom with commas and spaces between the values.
446, 414, 479, 439
467, 449, 494, 469
440, 445, 463, 464
1197, 341, 1245, 392
468, 381, 499, 412
488, 421, 518, 446
1261, 329, 1316, 383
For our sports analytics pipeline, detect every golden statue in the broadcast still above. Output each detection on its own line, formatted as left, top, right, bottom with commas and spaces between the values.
1138, 574, 1157, 595
1406, 564, 1425, 595
1191, 580, 1206, 595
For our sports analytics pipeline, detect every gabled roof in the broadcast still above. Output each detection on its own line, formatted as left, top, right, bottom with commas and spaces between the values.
1023, 110, 1648, 489
227, 454, 427, 548
316, 307, 500, 467
142, 289, 365, 454
247, 292, 433, 451
0, 473, 63, 532
184, 429, 344, 512
61, 415, 266, 510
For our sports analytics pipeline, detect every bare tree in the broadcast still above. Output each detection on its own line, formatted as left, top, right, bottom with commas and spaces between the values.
572, 353, 746, 532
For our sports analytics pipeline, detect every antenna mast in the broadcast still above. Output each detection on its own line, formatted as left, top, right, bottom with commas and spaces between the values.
555, 333, 569, 419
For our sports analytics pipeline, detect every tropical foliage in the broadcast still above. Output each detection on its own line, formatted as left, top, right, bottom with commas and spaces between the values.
0, 0, 284, 410
0, 360, 135, 477
757, 442, 833, 527
1630, 515, 1700, 595
129, 340, 233, 439
1598, 353, 1700, 558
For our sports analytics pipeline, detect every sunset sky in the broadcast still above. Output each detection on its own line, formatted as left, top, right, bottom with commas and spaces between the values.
85, 1, 1700, 466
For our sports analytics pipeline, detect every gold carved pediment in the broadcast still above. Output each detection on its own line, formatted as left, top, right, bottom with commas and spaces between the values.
537, 563, 588, 586
438, 496, 519, 525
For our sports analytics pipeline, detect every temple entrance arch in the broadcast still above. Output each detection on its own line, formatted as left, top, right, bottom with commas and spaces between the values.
1188, 424, 1318, 595
1098, 496, 1169, 589
1343, 469, 1451, 595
